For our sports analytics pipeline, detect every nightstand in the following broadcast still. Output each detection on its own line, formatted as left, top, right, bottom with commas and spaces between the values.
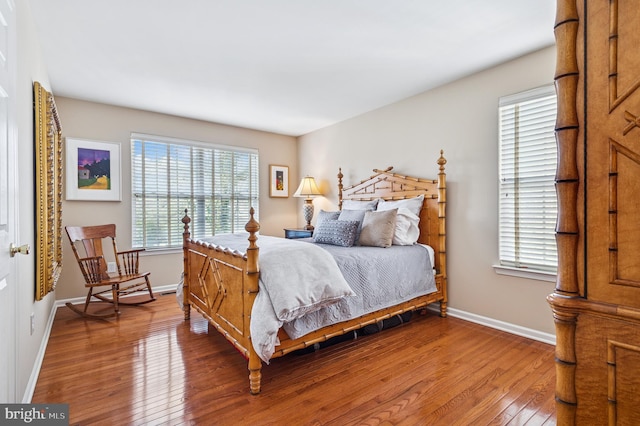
284, 228, 313, 239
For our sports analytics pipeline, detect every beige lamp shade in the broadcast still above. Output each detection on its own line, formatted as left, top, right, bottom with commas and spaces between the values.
293, 176, 323, 230
293, 176, 322, 199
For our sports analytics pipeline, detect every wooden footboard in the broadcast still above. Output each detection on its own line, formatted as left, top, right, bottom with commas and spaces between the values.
182, 209, 263, 394
182, 153, 447, 395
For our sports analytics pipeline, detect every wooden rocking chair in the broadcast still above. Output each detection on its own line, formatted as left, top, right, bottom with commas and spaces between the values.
65, 224, 156, 318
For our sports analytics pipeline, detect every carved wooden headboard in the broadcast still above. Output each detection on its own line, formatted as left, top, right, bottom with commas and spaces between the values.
338, 150, 447, 276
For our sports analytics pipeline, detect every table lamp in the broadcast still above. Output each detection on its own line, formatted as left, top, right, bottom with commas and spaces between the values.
293, 176, 323, 230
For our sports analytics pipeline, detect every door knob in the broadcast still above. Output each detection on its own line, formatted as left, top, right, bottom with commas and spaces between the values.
9, 243, 30, 257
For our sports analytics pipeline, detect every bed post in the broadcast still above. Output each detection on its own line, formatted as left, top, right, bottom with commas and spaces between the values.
181, 209, 191, 321
244, 207, 262, 395
337, 167, 343, 210
437, 150, 448, 318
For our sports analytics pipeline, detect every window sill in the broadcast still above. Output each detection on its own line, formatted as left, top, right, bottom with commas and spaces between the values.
492, 265, 556, 283
138, 247, 183, 256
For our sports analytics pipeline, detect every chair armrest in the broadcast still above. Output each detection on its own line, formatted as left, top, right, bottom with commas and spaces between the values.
116, 249, 144, 275
117, 248, 146, 256
77, 255, 107, 283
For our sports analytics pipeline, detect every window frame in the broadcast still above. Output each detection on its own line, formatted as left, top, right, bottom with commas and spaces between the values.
495, 84, 558, 280
130, 133, 259, 251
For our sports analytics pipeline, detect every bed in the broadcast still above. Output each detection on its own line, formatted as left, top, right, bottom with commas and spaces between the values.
181, 150, 448, 394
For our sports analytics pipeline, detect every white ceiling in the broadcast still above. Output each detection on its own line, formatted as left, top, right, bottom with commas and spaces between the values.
28, 0, 556, 137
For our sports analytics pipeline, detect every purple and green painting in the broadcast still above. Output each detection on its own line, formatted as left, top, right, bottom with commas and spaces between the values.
77, 148, 111, 190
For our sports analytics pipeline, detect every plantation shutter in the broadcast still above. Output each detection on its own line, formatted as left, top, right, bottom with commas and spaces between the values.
498, 85, 558, 273
131, 134, 259, 250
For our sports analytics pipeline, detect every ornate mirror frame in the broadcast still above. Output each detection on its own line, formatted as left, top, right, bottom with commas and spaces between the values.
33, 81, 63, 301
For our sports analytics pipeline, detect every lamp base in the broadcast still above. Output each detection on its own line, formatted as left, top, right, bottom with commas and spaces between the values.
302, 199, 314, 230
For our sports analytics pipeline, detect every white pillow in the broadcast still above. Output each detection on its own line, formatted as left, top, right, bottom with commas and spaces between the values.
376, 194, 424, 216
392, 207, 420, 245
342, 199, 378, 211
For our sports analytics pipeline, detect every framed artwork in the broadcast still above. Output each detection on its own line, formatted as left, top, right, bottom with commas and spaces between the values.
34, 81, 63, 301
269, 165, 289, 198
65, 138, 121, 201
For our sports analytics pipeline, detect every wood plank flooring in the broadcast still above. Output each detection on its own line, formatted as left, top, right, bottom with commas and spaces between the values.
32, 292, 556, 425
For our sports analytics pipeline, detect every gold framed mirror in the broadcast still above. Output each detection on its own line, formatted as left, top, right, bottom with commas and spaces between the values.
34, 81, 63, 301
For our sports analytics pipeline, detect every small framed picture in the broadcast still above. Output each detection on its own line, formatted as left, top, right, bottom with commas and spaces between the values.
269, 165, 289, 198
65, 138, 122, 201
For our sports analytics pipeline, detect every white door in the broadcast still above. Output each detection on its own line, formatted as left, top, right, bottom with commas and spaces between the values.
0, 0, 19, 403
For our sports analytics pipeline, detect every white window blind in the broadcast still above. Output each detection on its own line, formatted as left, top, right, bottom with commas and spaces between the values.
131, 134, 259, 250
499, 85, 558, 273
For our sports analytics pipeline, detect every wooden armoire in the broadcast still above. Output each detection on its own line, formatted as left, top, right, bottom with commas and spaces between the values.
548, 0, 640, 424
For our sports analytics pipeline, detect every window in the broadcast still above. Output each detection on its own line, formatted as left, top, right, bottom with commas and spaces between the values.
131, 133, 259, 250
498, 85, 557, 274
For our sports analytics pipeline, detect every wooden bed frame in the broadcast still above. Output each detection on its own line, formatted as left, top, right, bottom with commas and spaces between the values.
181, 150, 448, 394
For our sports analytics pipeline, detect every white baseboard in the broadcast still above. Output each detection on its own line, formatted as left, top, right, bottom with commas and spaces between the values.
428, 305, 556, 346
54, 283, 179, 308
22, 299, 58, 403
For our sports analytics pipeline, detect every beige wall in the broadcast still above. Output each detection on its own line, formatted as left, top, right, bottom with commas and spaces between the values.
298, 46, 557, 335
55, 98, 297, 300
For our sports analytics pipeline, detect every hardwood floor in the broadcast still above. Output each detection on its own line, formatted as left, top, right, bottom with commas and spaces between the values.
32, 292, 556, 425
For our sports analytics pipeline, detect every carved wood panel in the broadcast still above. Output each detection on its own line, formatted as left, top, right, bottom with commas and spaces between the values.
574, 314, 640, 425
187, 250, 207, 308
607, 340, 640, 424
609, 142, 640, 287
190, 250, 245, 336
586, 0, 640, 308
211, 258, 245, 336
609, 0, 640, 111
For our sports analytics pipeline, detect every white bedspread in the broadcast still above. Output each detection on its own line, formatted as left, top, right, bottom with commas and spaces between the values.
199, 233, 355, 362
